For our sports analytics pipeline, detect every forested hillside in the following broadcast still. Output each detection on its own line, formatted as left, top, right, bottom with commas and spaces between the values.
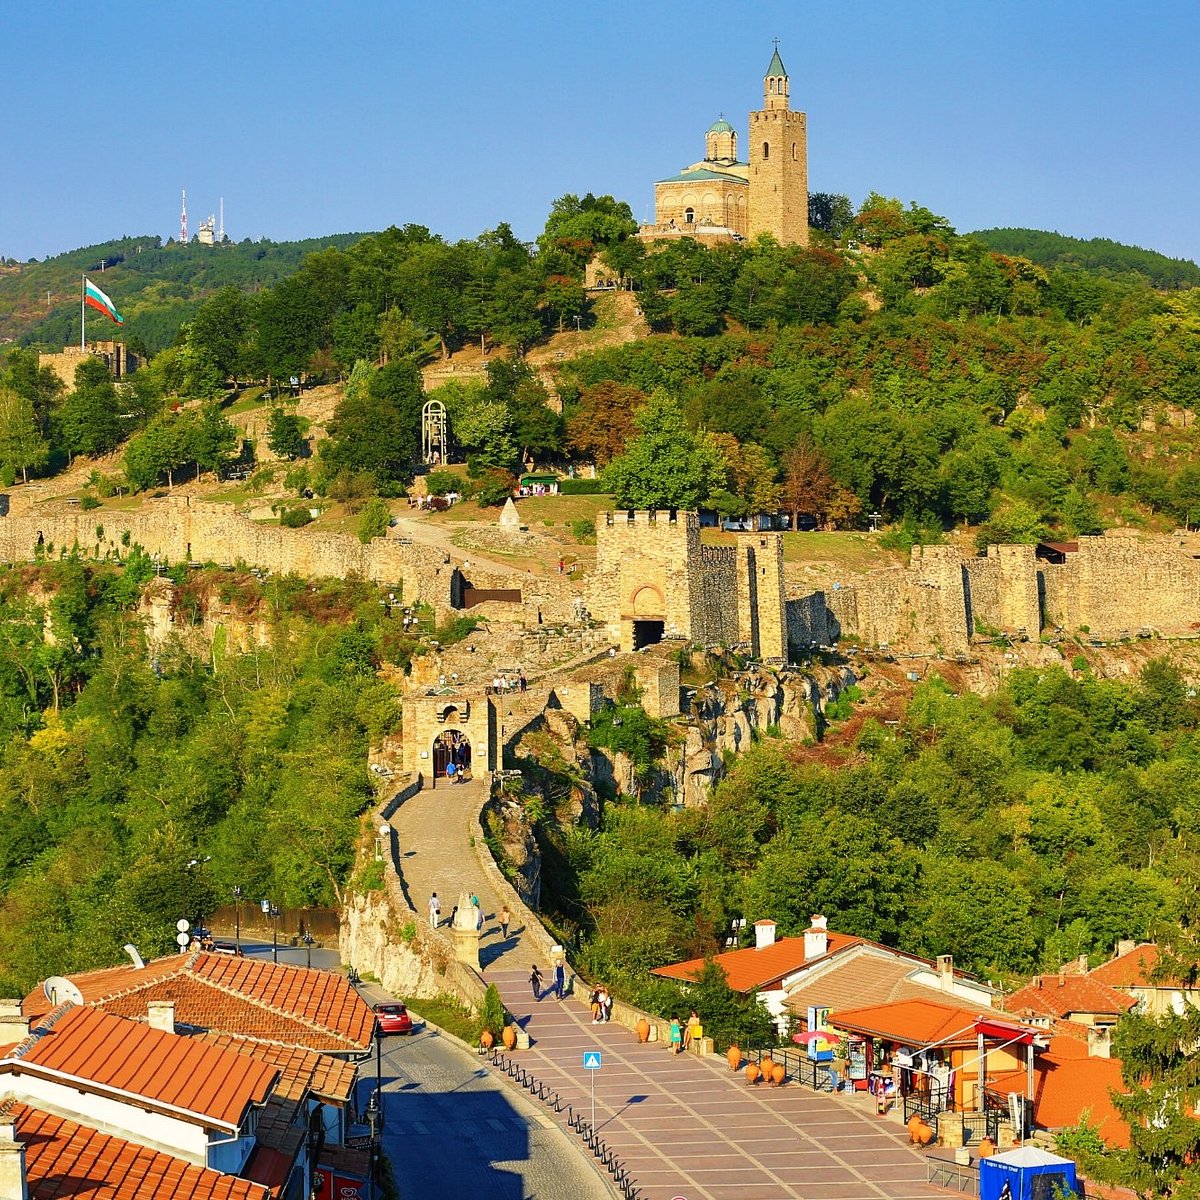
0, 231, 371, 353
0, 561, 408, 993
969, 227, 1200, 289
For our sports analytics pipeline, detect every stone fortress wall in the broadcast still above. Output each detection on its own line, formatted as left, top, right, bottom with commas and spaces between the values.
810, 534, 1200, 653
590, 510, 787, 661
0, 494, 453, 606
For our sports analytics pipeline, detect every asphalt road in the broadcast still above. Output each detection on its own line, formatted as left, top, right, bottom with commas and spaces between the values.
242, 941, 613, 1200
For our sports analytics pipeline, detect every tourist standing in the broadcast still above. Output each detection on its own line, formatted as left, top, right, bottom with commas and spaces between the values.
530, 964, 543, 1000
499, 905, 510, 939
554, 961, 566, 1000
428, 892, 441, 929
669, 1016, 683, 1055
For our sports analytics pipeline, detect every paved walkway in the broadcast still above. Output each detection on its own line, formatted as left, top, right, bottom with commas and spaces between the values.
390, 776, 539, 975
487, 966, 942, 1200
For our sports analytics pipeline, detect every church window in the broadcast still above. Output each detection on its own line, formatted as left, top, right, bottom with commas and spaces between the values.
791, 142, 797, 160
762, 142, 770, 160
684, 207, 694, 224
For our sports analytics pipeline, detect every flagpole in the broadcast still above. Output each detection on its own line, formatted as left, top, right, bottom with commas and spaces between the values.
80, 274, 85, 351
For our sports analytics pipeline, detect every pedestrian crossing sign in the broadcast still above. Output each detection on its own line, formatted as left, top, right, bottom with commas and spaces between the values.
582, 1052, 603, 1070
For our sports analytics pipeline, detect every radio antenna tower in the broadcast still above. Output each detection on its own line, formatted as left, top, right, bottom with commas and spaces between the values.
180, 188, 188, 245
218, 197, 224, 242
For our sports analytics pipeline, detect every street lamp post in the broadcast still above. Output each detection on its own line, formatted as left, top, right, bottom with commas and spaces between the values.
233, 886, 242, 953
376, 1022, 384, 1129
261, 899, 279, 963
302, 929, 314, 969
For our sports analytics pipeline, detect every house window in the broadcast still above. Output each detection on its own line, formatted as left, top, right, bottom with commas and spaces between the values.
684, 207, 694, 224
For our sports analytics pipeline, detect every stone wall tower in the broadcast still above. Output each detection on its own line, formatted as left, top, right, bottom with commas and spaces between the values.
748, 46, 808, 247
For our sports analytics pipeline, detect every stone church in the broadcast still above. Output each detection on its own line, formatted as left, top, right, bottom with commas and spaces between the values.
640, 46, 808, 247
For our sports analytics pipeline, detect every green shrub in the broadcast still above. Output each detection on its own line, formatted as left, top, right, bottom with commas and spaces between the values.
354, 860, 385, 892
357, 497, 392, 544
560, 478, 607, 495
571, 517, 596, 544
425, 470, 459, 497
280, 507, 313, 528
79, 495, 101, 511
480, 983, 506, 1039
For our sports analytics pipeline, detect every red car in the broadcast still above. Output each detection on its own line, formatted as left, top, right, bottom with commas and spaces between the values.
374, 1002, 413, 1035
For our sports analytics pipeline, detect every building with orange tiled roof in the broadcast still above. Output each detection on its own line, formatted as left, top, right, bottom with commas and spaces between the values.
1003, 973, 1136, 1028
652, 915, 994, 1033
1089, 941, 1200, 1018
23, 949, 374, 1054
828, 998, 1042, 1112
985, 1036, 1131, 1149
0, 1103, 271, 1200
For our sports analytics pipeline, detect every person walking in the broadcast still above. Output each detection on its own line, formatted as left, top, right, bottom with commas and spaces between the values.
529, 964, 543, 1000
499, 905, 510, 939
683, 1009, 700, 1051
554, 961, 566, 1000
669, 1016, 683, 1055
428, 892, 441, 929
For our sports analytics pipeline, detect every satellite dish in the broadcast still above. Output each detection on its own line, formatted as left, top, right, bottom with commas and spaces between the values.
176, 919, 190, 933
43, 976, 84, 1006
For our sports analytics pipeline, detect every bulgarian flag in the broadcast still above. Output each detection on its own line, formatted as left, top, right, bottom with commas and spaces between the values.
83, 277, 123, 325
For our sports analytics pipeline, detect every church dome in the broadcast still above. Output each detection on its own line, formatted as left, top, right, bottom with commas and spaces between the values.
707, 117, 734, 134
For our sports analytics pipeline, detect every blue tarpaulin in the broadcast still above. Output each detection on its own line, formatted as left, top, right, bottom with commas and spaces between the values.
979, 1146, 1081, 1200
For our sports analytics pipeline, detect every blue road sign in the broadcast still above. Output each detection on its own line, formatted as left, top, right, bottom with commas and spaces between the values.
582, 1052, 603, 1070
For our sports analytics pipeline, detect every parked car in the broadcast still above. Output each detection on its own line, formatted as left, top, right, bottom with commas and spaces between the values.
208, 941, 244, 956
374, 1002, 413, 1035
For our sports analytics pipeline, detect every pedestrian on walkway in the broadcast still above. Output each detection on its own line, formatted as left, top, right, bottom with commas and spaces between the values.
554, 961, 566, 1000
428, 892, 440, 928
669, 1016, 683, 1055
499, 905, 510, 939
590, 986, 603, 1024
530, 964, 543, 1000
519, 671, 527, 693
599, 986, 613, 1022
683, 1009, 700, 1051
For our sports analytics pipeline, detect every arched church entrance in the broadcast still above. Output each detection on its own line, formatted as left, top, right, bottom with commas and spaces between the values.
432, 730, 471, 778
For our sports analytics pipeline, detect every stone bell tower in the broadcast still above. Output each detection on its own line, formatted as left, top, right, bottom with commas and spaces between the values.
748, 43, 808, 247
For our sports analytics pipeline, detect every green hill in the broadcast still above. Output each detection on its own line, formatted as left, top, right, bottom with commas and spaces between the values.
0, 231, 374, 354
967, 227, 1200, 289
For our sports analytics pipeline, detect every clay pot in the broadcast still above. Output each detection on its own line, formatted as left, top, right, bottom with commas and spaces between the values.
745, 1062, 761, 1085
915, 1122, 935, 1147
636, 1017, 650, 1044
502, 1024, 517, 1051
727, 1045, 742, 1072
770, 1063, 786, 1087
760, 1055, 775, 1079
978, 1137, 996, 1159
480, 1029, 494, 1050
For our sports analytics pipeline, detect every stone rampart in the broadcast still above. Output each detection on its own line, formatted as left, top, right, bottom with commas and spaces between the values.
786, 591, 835, 649
0, 495, 450, 607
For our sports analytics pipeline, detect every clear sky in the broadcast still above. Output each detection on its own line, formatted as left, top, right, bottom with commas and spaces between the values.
4, 0, 1197, 263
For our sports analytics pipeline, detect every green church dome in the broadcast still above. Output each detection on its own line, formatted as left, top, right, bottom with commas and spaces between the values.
707, 117, 734, 135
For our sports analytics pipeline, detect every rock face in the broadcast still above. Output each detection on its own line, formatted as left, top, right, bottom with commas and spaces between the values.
340, 891, 449, 998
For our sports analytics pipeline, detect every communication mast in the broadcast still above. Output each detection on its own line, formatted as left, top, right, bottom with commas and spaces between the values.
180, 188, 188, 245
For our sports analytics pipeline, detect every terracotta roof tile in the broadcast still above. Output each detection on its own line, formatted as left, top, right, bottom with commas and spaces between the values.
24, 952, 373, 1053
653, 933, 864, 992
198, 1033, 356, 1106
988, 1052, 1130, 1148
784, 952, 969, 1016
1089, 944, 1166, 988
9, 1006, 277, 1130
829, 998, 1033, 1047
1004, 975, 1136, 1021
0, 1099, 271, 1200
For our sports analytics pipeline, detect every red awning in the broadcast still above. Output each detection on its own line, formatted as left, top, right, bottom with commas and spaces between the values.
974, 1018, 1036, 1045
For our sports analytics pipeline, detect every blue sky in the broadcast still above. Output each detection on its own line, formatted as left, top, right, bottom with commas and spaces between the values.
4, 0, 1197, 262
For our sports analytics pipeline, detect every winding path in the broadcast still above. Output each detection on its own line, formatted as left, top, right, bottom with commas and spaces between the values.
389, 779, 949, 1200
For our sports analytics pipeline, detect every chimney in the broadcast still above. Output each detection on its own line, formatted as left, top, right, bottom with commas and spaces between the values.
1116, 939, 1136, 958
1075, 954, 1089, 975
804, 915, 829, 960
147, 1001, 175, 1034
0, 1121, 28, 1200
936, 955, 954, 988
1058, 975, 1066, 988
754, 920, 776, 950
1087, 1025, 1112, 1059
0, 1003, 29, 1045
